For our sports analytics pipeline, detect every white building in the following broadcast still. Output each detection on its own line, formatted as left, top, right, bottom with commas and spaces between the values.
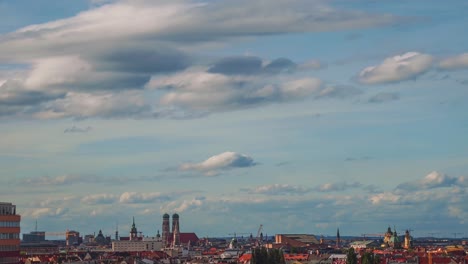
112, 237, 163, 252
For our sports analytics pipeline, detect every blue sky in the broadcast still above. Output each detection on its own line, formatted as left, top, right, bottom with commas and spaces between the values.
1, 0, 468, 240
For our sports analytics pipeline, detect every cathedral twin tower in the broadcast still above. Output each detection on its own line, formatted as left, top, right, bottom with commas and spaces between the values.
162, 213, 180, 246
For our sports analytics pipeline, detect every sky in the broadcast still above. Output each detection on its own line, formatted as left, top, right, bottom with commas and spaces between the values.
1, 0, 468, 240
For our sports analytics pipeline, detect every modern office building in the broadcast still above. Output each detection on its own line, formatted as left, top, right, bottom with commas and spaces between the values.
0, 202, 20, 264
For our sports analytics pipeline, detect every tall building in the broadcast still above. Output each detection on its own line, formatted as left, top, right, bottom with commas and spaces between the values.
129, 217, 138, 241
161, 213, 170, 246
336, 228, 341, 248
0, 202, 20, 264
171, 214, 180, 247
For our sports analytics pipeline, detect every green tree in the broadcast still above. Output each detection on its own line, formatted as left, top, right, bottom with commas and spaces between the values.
361, 252, 374, 264
251, 248, 285, 264
374, 254, 381, 264
346, 248, 358, 264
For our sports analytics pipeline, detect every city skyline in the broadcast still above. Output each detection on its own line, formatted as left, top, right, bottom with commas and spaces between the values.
1, 0, 468, 238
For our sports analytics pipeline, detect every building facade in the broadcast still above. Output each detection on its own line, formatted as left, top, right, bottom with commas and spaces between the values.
0, 202, 20, 264
112, 237, 163, 252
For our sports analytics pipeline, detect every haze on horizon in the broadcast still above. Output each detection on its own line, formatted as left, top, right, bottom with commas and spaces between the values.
1, 0, 468, 239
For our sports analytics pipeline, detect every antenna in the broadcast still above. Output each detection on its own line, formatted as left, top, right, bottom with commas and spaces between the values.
35, 219, 38, 232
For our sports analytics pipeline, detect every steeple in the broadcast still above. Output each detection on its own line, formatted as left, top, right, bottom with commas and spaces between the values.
336, 228, 341, 248
130, 217, 138, 240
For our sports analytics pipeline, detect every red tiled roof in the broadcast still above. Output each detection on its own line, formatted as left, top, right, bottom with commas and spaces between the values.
238, 253, 252, 262
166, 233, 199, 244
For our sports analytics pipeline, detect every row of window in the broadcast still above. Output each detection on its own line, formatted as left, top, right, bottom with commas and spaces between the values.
0, 246, 18, 252
0, 234, 19, 239
0, 204, 16, 216
0, 222, 20, 228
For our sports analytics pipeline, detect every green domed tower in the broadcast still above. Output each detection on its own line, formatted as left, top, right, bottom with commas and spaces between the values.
162, 213, 170, 246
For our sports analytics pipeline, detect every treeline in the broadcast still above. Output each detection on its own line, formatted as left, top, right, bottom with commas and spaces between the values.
251, 247, 286, 264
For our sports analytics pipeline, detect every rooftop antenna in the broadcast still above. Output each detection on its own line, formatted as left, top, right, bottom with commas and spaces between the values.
35, 219, 38, 232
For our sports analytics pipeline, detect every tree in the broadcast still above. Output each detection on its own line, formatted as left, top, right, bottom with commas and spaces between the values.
374, 254, 381, 264
251, 248, 285, 264
346, 248, 358, 264
361, 252, 374, 264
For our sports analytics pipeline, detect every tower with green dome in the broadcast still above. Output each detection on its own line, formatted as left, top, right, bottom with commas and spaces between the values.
162, 213, 170, 246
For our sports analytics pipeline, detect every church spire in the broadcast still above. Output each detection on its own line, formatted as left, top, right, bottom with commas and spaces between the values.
130, 217, 138, 240
336, 228, 341, 248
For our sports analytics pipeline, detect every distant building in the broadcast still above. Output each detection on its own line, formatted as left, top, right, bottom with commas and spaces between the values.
112, 237, 163, 252
113, 218, 162, 251
95, 230, 109, 246
349, 240, 380, 249
66, 230, 81, 246
20, 242, 58, 255
83, 234, 95, 244
22, 232, 45, 243
404, 230, 413, 249
274, 234, 320, 248
0, 202, 21, 264
383, 227, 401, 249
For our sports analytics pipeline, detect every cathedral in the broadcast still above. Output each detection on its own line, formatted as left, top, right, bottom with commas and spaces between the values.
383, 227, 401, 248
161, 213, 199, 247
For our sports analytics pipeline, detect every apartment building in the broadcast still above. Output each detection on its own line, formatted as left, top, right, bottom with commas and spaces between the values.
0, 202, 20, 264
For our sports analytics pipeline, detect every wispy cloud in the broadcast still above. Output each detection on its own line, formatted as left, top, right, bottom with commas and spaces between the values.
81, 194, 118, 205
246, 184, 311, 195
64, 125, 92, 133
438, 53, 468, 70
368, 92, 400, 103
316, 182, 363, 192
119, 192, 172, 204
21, 175, 95, 186
396, 171, 465, 191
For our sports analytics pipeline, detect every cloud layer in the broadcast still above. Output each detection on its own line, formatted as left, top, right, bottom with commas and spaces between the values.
0, 0, 400, 120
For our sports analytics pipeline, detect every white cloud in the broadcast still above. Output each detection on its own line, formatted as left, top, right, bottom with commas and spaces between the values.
24, 56, 93, 90
34, 91, 149, 119
439, 53, 468, 70
250, 184, 310, 195
149, 68, 323, 113
396, 171, 462, 190
316, 182, 362, 192
369, 192, 400, 205
0, 0, 400, 120
81, 194, 117, 205
357, 52, 433, 84
22, 207, 69, 218
160, 198, 205, 213
22, 175, 86, 186
180, 151, 256, 176
119, 192, 170, 204
64, 125, 92, 133
0, 0, 397, 61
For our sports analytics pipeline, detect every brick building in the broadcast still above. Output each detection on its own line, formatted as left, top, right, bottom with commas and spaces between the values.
0, 202, 20, 264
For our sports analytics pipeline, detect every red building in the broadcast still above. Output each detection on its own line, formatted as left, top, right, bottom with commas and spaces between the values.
0, 202, 21, 264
